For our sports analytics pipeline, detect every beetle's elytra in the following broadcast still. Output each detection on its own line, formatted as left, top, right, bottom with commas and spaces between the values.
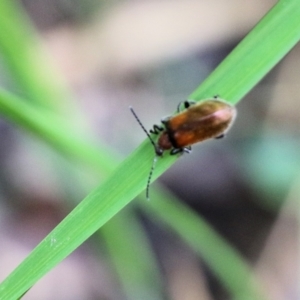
154, 99, 236, 154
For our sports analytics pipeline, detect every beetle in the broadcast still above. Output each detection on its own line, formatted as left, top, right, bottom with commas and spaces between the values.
130, 97, 236, 199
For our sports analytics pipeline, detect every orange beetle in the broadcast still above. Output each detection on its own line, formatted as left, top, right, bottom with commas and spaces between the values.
130, 97, 236, 199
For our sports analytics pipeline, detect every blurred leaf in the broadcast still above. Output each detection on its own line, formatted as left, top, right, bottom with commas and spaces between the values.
0, 0, 71, 111
243, 135, 300, 209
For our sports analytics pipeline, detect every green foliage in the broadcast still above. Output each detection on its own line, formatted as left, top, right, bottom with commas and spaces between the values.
0, 0, 299, 299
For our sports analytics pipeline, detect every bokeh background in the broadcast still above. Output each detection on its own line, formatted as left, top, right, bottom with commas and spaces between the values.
0, 0, 298, 299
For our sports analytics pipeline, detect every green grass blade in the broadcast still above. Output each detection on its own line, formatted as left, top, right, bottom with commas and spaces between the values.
0, 0, 300, 298
0, 0, 71, 110
0, 141, 164, 300
190, 0, 300, 103
0, 2, 162, 297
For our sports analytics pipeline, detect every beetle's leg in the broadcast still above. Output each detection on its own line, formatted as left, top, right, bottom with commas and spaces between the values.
183, 146, 192, 153
150, 124, 164, 135
185, 100, 196, 108
213, 94, 220, 99
177, 101, 185, 112
215, 134, 225, 139
177, 100, 196, 112
170, 148, 183, 155
170, 146, 192, 155
177, 101, 186, 113
161, 116, 171, 125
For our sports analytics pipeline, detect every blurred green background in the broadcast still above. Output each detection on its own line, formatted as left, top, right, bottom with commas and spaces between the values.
0, 0, 298, 299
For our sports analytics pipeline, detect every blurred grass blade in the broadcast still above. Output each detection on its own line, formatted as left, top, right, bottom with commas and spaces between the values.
0, 0, 71, 111
0, 0, 300, 299
140, 189, 266, 300
0, 87, 119, 175
101, 209, 165, 300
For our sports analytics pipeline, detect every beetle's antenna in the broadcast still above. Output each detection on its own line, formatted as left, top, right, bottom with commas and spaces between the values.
129, 106, 157, 149
146, 156, 157, 200
130, 106, 160, 200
